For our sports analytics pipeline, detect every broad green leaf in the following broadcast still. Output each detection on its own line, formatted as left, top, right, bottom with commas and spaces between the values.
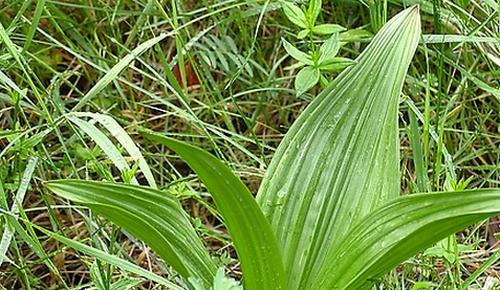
282, 1, 307, 29
307, 0, 322, 26
318, 33, 340, 64
285, 61, 306, 71
311, 24, 346, 35
45, 181, 217, 287
294, 66, 320, 96
483, 0, 497, 10
318, 57, 356, 71
314, 189, 500, 289
339, 29, 373, 42
282, 39, 313, 65
142, 132, 287, 290
257, 6, 421, 289
297, 29, 309, 39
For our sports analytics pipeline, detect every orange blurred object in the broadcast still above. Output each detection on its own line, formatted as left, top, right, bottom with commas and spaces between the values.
172, 58, 200, 88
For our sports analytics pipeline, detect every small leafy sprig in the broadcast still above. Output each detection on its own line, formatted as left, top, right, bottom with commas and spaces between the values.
281, 0, 356, 95
282, 0, 344, 38
283, 34, 355, 95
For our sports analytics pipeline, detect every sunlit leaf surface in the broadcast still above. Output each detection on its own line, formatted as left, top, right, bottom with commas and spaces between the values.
257, 6, 421, 289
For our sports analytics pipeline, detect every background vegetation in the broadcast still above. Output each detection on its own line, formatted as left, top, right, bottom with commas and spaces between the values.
0, 0, 499, 289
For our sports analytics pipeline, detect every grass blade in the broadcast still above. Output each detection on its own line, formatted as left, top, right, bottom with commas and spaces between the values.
29, 222, 184, 290
143, 131, 287, 290
72, 33, 168, 111
461, 246, 500, 289
256, 6, 421, 289
0, 157, 38, 265
22, 0, 47, 52
408, 109, 428, 192
6, 216, 68, 287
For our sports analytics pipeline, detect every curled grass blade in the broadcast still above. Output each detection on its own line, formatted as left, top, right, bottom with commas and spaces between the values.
67, 116, 138, 185
73, 112, 157, 188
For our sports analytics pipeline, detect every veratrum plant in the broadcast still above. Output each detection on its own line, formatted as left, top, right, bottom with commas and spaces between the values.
46, 6, 500, 290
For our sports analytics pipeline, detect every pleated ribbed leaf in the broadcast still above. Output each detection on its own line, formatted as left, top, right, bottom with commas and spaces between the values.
315, 189, 500, 289
256, 6, 421, 289
45, 181, 217, 287
143, 132, 287, 290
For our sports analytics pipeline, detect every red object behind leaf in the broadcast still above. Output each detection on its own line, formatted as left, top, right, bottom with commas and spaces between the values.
172, 58, 200, 88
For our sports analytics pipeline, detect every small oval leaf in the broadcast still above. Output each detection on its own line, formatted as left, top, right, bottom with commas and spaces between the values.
294, 66, 320, 96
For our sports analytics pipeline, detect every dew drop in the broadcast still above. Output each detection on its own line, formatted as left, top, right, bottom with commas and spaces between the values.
277, 189, 286, 198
